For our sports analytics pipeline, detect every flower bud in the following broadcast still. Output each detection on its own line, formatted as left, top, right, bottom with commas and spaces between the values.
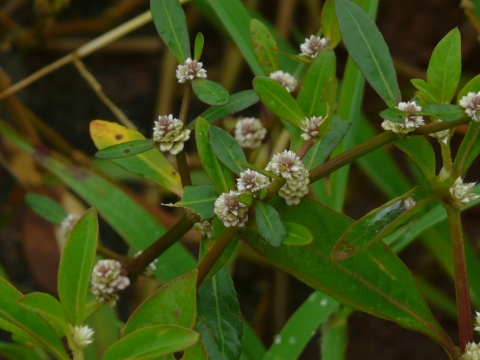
153, 114, 190, 155
176, 57, 207, 83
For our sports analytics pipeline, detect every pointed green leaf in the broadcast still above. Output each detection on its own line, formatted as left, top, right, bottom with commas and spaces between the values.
124, 270, 197, 336
394, 136, 436, 181
0, 278, 69, 360
421, 104, 464, 121
189, 90, 259, 129
194, 33, 204, 61
335, 0, 401, 107
195, 118, 235, 193
182, 341, 208, 360
250, 19, 281, 75
263, 292, 339, 360
331, 187, 434, 260
240, 198, 454, 355
457, 74, 480, 102
0, 343, 49, 360
103, 325, 199, 360
58, 208, 98, 325
17, 293, 68, 336
297, 49, 336, 117
321, 308, 350, 360
284, 222, 313, 246
171, 185, 218, 219
95, 140, 156, 159
253, 76, 305, 127
150, 0, 191, 62
321, 0, 341, 48
192, 78, 230, 105
411, 79, 438, 105
379, 107, 408, 123
453, 121, 480, 177
426, 28, 461, 104
304, 116, 352, 170
254, 200, 287, 247
90, 120, 182, 197
197, 266, 243, 360
209, 126, 247, 175
24, 193, 67, 225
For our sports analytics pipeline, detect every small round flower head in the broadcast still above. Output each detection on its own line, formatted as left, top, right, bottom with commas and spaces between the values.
234, 117, 267, 149
153, 114, 191, 155
214, 191, 249, 227
404, 197, 416, 210
60, 214, 80, 238
269, 71, 297, 93
91, 259, 130, 307
463, 342, 480, 360
134, 251, 157, 277
301, 116, 324, 141
265, 150, 309, 205
69, 324, 94, 350
300, 35, 329, 58
429, 120, 451, 145
460, 91, 480, 122
449, 177, 479, 209
475, 311, 480, 333
194, 220, 213, 239
381, 101, 424, 135
176, 57, 207, 83
237, 169, 271, 196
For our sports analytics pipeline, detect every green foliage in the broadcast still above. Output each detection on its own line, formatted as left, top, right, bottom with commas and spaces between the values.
321, 0, 341, 48
94, 140, 156, 159
172, 185, 218, 219
250, 19, 281, 75
192, 79, 230, 105
209, 126, 247, 175
394, 137, 436, 182
254, 200, 287, 247
283, 222, 313, 246
24, 193, 67, 224
194, 32, 205, 61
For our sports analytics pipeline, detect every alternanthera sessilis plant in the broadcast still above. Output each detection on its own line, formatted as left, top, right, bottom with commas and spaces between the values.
1, 0, 480, 359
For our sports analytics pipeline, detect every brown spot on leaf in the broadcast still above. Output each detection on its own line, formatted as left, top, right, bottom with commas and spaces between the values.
115, 134, 123, 141
124, 149, 131, 154
173, 310, 180, 317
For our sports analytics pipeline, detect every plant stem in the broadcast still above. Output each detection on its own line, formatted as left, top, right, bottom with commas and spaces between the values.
446, 205, 473, 352
176, 83, 193, 187
440, 141, 453, 174
196, 227, 238, 287
72, 349, 84, 360
126, 213, 196, 281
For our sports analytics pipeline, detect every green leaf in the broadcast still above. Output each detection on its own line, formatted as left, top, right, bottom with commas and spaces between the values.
0, 278, 69, 360
335, 0, 401, 107
378, 107, 407, 123
331, 187, 433, 260
457, 74, 480, 102
102, 325, 199, 360
394, 136, 436, 182
24, 193, 67, 225
182, 341, 208, 360
253, 76, 305, 127
264, 292, 338, 360
0, 120, 195, 283
189, 90, 259, 129
197, 266, 243, 360
124, 270, 197, 336
421, 104, 465, 121
171, 185, 218, 219
411, 79, 438, 105
194, 33, 204, 61
150, 0, 191, 62
192, 79, 230, 106
250, 19, 281, 75
297, 49, 336, 118
254, 200, 287, 247
90, 120, 183, 197
320, 308, 350, 360
17, 293, 68, 336
94, 140, 156, 159
284, 222, 313, 246
195, 118, 235, 193
232, 159, 281, 180
303, 116, 352, 170
0, 343, 49, 360
453, 121, 480, 177
241, 198, 453, 354
209, 126, 247, 175
321, 0, 341, 48
58, 208, 98, 325
426, 28, 461, 104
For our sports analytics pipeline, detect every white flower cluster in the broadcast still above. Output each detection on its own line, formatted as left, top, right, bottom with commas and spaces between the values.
91, 259, 130, 307
449, 177, 479, 209
300, 35, 329, 58
69, 324, 94, 350
194, 220, 213, 238
234, 117, 267, 149
265, 150, 309, 205
460, 91, 480, 122
134, 251, 157, 277
381, 101, 424, 135
60, 214, 80, 239
153, 114, 191, 155
176, 57, 207, 83
269, 71, 297, 93
463, 312, 480, 359
301, 116, 324, 141
428, 119, 451, 145
214, 170, 271, 227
